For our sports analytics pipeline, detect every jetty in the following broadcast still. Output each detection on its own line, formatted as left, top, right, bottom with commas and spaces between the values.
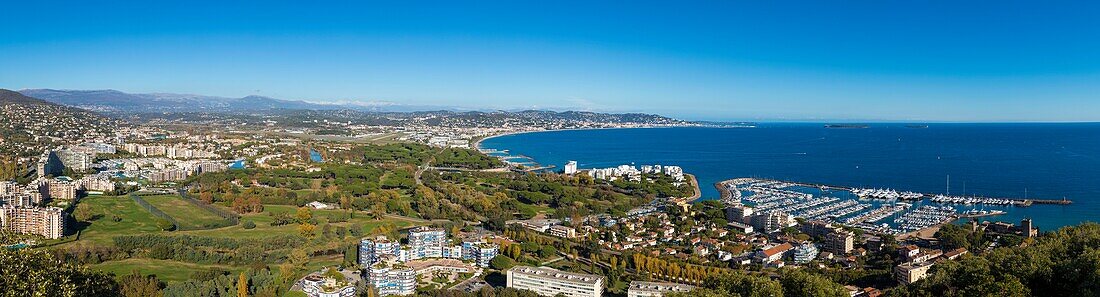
767, 180, 1071, 207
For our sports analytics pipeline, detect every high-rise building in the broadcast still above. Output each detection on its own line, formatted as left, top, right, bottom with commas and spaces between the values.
360, 236, 401, 266
300, 270, 357, 297
462, 241, 499, 268
792, 243, 819, 264
407, 227, 446, 260
46, 179, 78, 201
36, 151, 63, 178
0, 205, 65, 239
58, 148, 94, 173
366, 258, 416, 296
564, 161, 578, 175
824, 230, 855, 255
750, 211, 794, 233
627, 281, 694, 297
507, 266, 604, 297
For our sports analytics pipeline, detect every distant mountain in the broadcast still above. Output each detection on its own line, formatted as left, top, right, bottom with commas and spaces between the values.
18, 89, 358, 113
16, 89, 695, 126
0, 89, 57, 106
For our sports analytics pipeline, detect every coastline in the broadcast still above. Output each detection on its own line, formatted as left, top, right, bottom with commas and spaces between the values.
473, 125, 702, 151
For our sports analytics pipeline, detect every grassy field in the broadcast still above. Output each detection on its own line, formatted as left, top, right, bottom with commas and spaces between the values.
71, 195, 163, 245
181, 205, 417, 239
90, 258, 246, 283
60, 195, 420, 287
142, 195, 228, 229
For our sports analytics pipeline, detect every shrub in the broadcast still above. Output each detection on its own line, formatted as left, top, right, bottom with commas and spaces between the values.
242, 220, 256, 229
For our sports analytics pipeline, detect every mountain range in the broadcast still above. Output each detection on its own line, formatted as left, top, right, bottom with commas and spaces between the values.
18, 89, 374, 113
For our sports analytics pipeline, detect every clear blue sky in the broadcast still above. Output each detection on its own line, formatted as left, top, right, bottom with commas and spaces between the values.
2, 1, 1099, 122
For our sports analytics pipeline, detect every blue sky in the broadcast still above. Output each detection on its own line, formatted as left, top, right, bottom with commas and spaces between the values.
2, 1, 1099, 121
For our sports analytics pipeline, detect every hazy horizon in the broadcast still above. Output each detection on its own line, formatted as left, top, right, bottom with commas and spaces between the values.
3, 2, 1100, 122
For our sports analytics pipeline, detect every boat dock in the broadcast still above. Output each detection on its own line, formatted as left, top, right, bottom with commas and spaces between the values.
722, 179, 1072, 207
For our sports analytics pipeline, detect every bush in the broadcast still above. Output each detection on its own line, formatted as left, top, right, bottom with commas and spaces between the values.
155, 219, 176, 231
489, 255, 516, 270
242, 220, 256, 229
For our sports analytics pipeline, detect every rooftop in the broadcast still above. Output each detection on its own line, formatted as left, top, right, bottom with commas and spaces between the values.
509, 266, 604, 285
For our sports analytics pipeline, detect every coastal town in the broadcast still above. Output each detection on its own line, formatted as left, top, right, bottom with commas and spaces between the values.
0, 88, 1080, 297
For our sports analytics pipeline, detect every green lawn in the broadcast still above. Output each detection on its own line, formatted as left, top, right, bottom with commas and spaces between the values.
64, 197, 417, 286
72, 195, 163, 245
90, 258, 245, 283
142, 195, 228, 229
181, 205, 416, 239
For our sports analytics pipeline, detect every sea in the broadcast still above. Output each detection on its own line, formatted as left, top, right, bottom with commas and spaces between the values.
479, 123, 1100, 231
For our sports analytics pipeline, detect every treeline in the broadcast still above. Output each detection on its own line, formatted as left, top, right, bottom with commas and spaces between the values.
668, 270, 849, 297
888, 223, 1100, 297
431, 147, 503, 169
0, 249, 118, 297
630, 253, 731, 284
112, 234, 305, 266
162, 268, 286, 297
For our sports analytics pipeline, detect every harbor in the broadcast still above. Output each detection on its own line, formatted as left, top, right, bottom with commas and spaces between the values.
716, 177, 1072, 236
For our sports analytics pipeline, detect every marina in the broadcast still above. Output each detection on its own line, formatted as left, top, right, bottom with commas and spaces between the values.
717, 177, 1071, 236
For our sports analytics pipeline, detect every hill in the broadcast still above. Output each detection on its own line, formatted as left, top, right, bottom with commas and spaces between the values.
0, 89, 123, 158
20, 89, 361, 113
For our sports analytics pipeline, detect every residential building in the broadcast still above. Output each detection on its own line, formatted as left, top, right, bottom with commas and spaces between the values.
47, 179, 78, 201
750, 211, 795, 233
824, 230, 855, 255
58, 148, 94, 173
507, 266, 604, 297
754, 243, 793, 264
462, 241, 499, 268
627, 281, 694, 297
300, 271, 357, 297
792, 243, 819, 264
360, 236, 401, 266
549, 225, 577, 238
366, 259, 417, 296
895, 262, 934, 285
0, 205, 65, 239
726, 205, 752, 224
564, 161, 578, 175
408, 227, 446, 260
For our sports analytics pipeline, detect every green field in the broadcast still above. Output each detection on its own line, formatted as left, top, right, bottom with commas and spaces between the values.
73, 195, 163, 244
61, 195, 420, 287
90, 258, 246, 283
142, 195, 228, 229
181, 205, 417, 239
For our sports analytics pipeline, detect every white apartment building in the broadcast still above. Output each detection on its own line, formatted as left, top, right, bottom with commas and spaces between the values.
627, 281, 694, 297
507, 266, 604, 297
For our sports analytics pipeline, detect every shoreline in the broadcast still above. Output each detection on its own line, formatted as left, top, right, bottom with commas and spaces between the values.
473, 125, 705, 152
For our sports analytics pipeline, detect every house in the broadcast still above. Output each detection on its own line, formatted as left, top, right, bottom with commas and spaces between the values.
753, 243, 793, 264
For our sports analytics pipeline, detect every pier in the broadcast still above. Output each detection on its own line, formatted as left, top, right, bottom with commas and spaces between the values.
764, 180, 1072, 207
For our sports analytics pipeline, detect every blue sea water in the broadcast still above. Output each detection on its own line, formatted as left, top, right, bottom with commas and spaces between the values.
479, 124, 1100, 231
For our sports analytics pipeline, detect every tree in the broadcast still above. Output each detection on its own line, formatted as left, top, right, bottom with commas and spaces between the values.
681, 273, 784, 297
237, 272, 249, 297
0, 249, 119, 296
343, 244, 359, 268
73, 203, 96, 222
119, 272, 163, 297
289, 249, 309, 266
779, 269, 848, 297
295, 207, 313, 223
299, 223, 317, 238
490, 255, 516, 270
